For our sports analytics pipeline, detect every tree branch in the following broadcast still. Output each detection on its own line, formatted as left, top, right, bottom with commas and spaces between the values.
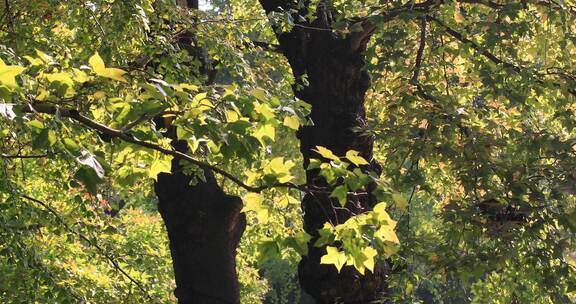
19, 103, 306, 193
411, 17, 427, 85
246, 40, 282, 54
1, 153, 48, 159
429, 15, 576, 97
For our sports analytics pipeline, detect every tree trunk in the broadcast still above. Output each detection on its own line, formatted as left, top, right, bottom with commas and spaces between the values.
154, 157, 245, 304
153, 1, 246, 303
259, 2, 389, 303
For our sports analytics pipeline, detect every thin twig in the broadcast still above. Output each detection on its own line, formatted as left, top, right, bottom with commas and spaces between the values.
1, 153, 48, 159
429, 15, 576, 97
411, 17, 427, 84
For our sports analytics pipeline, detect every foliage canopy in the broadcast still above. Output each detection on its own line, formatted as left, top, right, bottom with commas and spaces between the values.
1, 0, 575, 303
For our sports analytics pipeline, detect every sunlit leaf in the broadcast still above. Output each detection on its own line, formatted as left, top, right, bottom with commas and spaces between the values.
345, 150, 369, 166
320, 246, 347, 272
0, 58, 25, 89
313, 146, 339, 161
88, 52, 127, 82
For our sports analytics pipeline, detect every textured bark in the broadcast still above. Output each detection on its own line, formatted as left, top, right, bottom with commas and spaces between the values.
259, 2, 389, 303
153, 1, 245, 303
154, 158, 245, 304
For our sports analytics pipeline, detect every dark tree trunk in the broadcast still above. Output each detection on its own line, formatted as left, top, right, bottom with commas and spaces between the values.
153, 1, 246, 303
154, 158, 245, 304
259, 1, 389, 303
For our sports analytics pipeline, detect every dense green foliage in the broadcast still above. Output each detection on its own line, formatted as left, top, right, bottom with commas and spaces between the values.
1, 0, 575, 303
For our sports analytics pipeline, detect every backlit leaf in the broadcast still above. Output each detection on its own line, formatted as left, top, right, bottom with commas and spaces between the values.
0, 58, 25, 89
345, 150, 369, 166
89, 52, 127, 82
313, 146, 339, 161
320, 246, 347, 272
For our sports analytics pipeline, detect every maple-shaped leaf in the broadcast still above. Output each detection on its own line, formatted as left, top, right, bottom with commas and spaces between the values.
320, 246, 347, 272
345, 150, 369, 166
88, 52, 127, 82
0, 58, 26, 89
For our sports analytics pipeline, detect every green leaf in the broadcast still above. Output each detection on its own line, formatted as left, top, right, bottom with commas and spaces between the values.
251, 88, 267, 101
314, 223, 335, 247
285, 231, 311, 256
33, 129, 56, 149
74, 167, 103, 195
76, 150, 105, 178
258, 239, 281, 262
62, 138, 81, 156
330, 185, 348, 207
392, 193, 408, 211
307, 158, 322, 170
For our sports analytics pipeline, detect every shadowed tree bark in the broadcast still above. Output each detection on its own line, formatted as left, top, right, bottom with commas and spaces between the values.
153, 1, 246, 303
155, 154, 245, 304
258, 1, 390, 303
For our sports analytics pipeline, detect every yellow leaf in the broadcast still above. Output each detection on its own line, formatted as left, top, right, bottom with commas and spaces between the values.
149, 157, 172, 181
268, 157, 294, 174
345, 150, 369, 166
192, 92, 208, 103
320, 246, 347, 272
392, 193, 408, 211
100, 68, 128, 82
313, 146, 340, 161
244, 170, 260, 186
265, 157, 295, 183
372, 202, 397, 228
36, 89, 49, 101
89, 52, 127, 82
242, 193, 269, 223
72, 68, 90, 83
35, 49, 54, 64
274, 195, 299, 208
242, 193, 263, 212
225, 110, 239, 122
93, 91, 106, 99
347, 254, 365, 275
362, 247, 378, 273
0, 58, 26, 89
254, 102, 275, 120
88, 52, 106, 71
283, 115, 300, 130
254, 124, 275, 143
375, 225, 400, 244
454, 11, 465, 23
43, 72, 74, 87
23, 55, 44, 66
176, 83, 199, 92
